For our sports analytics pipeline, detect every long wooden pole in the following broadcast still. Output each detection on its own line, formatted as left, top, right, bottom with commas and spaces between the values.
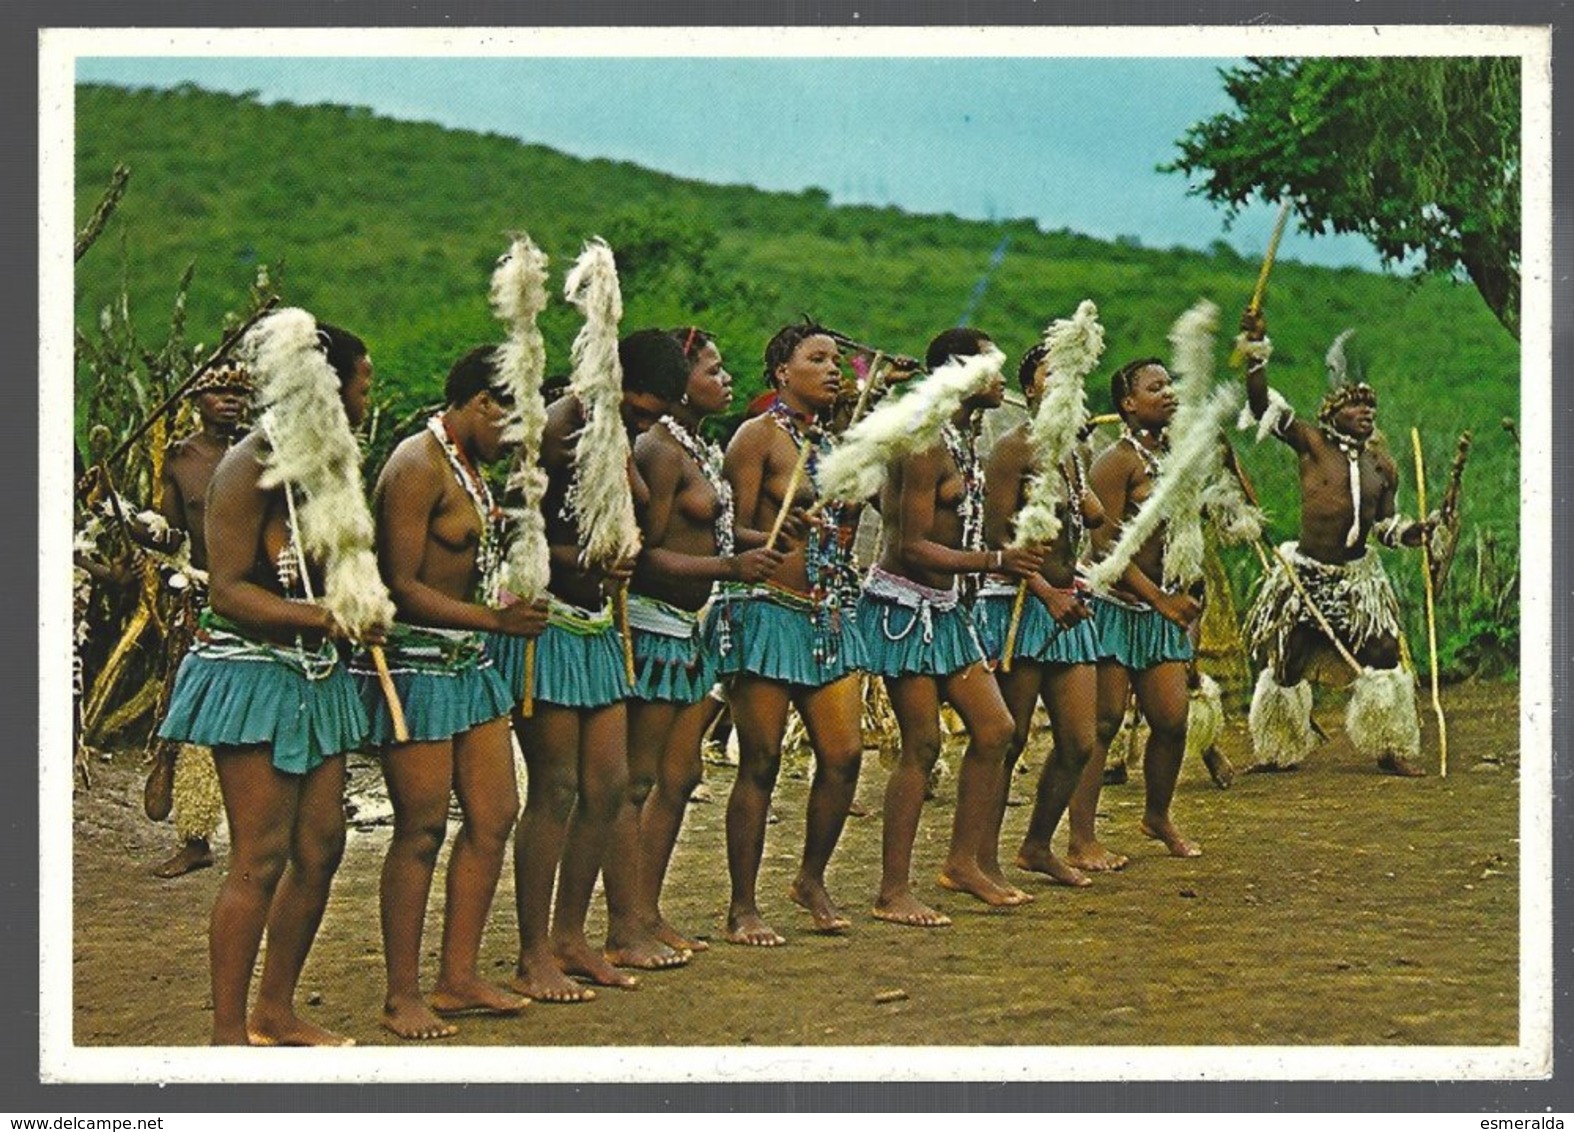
1229, 200, 1292, 368
521, 639, 537, 719
1411, 428, 1448, 777
766, 437, 815, 552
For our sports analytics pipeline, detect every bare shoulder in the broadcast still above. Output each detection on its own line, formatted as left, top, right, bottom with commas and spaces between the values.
208, 432, 268, 500
990, 423, 1031, 466
726, 415, 788, 463
377, 430, 442, 490
1089, 436, 1137, 477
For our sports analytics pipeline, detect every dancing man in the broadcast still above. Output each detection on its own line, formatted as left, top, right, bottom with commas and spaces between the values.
1238, 309, 1431, 777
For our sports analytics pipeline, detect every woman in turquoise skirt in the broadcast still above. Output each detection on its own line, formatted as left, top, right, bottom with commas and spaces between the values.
158, 318, 387, 1046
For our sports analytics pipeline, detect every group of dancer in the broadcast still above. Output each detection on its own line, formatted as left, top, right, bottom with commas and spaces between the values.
88, 240, 1435, 1047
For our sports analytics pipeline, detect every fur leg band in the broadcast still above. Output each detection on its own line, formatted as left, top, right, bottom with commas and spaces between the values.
1247, 668, 1316, 768
1345, 666, 1421, 762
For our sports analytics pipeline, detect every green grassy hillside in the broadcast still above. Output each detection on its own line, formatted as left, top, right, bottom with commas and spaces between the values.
73, 82, 1521, 676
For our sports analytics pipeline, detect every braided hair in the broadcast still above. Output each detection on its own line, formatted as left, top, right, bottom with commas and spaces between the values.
762, 319, 834, 389
1110, 356, 1165, 422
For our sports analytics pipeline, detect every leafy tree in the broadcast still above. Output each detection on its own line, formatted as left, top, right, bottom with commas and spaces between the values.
1167, 57, 1521, 336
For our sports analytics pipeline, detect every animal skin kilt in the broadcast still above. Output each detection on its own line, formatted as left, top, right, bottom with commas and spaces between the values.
157, 610, 368, 776
626, 593, 719, 706
151, 578, 223, 841
1088, 592, 1195, 670
496, 598, 633, 710
856, 565, 986, 679
972, 577, 1102, 668
1242, 541, 1404, 669
711, 582, 869, 688
350, 623, 512, 746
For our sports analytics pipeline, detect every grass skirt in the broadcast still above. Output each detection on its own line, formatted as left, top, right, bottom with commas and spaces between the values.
1090, 595, 1194, 671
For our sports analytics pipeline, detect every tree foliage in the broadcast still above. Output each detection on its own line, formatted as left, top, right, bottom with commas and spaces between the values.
1167, 57, 1521, 336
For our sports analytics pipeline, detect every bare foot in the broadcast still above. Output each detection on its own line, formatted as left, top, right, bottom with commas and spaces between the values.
978, 862, 1034, 905
604, 933, 690, 971
555, 938, 640, 989
1140, 816, 1203, 858
1066, 841, 1129, 872
248, 1006, 356, 1047
723, 908, 786, 947
936, 864, 1029, 907
152, 838, 213, 879
1103, 761, 1128, 786
1378, 752, 1427, 778
788, 876, 852, 933
428, 978, 529, 1018
1203, 747, 1235, 789
1015, 845, 1092, 888
506, 953, 596, 1004
653, 918, 708, 953
872, 890, 951, 927
378, 994, 460, 1041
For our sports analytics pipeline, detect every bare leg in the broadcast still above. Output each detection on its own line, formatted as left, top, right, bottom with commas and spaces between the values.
1132, 661, 1201, 857
1067, 663, 1130, 872
378, 738, 461, 1040
979, 660, 1037, 885
875, 674, 951, 926
724, 676, 791, 945
936, 663, 1029, 905
1016, 662, 1098, 887
510, 706, 595, 1003
247, 754, 353, 1047
207, 745, 294, 1045
552, 703, 638, 988
788, 674, 862, 932
431, 717, 528, 1016
608, 699, 689, 969
637, 697, 711, 952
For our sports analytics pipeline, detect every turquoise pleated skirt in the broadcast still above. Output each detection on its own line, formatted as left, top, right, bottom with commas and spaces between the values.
712, 588, 867, 688
485, 631, 530, 704
856, 591, 986, 678
631, 617, 718, 706
351, 626, 511, 746
974, 591, 1102, 667
531, 606, 633, 710
158, 645, 367, 776
1089, 595, 1194, 670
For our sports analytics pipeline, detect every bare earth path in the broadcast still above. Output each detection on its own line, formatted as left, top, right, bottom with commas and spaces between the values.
71, 681, 1519, 1049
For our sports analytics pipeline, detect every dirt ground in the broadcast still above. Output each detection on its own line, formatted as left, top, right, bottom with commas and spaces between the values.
71, 679, 1520, 1050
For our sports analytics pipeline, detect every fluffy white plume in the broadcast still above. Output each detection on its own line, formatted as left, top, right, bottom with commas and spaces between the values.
1085, 383, 1242, 594
1199, 470, 1264, 546
1155, 300, 1229, 588
1184, 673, 1226, 763
489, 235, 552, 600
563, 238, 640, 565
1345, 665, 1421, 761
1247, 669, 1316, 768
1325, 327, 1356, 389
1013, 300, 1104, 548
241, 307, 393, 638
1237, 385, 1295, 442
817, 345, 1005, 504
1166, 299, 1219, 434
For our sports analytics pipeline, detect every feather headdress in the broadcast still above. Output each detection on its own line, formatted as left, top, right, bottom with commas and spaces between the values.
817, 345, 1006, 505
563, 238, 640, 566
1085, 383, 1242, 594
489, 235, 552, 602
1012, 300, 1104, 548
241, 307, 393, 638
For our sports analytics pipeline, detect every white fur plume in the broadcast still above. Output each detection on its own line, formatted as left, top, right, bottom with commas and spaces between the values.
1237, 385, 1295, 442
1346, 666, 1421, 762
1199, 470, 1264, 545
1325, 327, 1356, 389
1247, 669, 1316, 769
1166, 299, 1219, 443
240, 308, 393, 638
1086, 383, 1242, 594
818, 346, 1005, 504
489, 235, 552, 601
1184, 673, 1225, 763
1013, 300, 1104, 547
563, 238, 640, 565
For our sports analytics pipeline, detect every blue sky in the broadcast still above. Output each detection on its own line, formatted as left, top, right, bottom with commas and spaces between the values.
75, 55, 1386, 271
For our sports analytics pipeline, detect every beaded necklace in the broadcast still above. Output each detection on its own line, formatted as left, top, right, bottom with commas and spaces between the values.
1064, 450, 1090, 553
660, 414, 734, 558
1121, 424, 1166, 482
941, 420, 986, 600
428, 413, 505, 604
769, 399, 861, 662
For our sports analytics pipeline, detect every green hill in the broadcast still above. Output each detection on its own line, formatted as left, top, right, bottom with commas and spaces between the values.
72, 82, 1521, 676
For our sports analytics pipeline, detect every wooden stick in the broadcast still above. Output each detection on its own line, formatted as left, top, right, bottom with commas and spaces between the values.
617, 582, 636, 685
369, 644, 410, 743
1229, 199, 1292, 367
847, 352, 885, 429
521, 639, 537, 719
1412, 428, 1448, 777
766, 437, 815, 551
1001, 581, 1029, 673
